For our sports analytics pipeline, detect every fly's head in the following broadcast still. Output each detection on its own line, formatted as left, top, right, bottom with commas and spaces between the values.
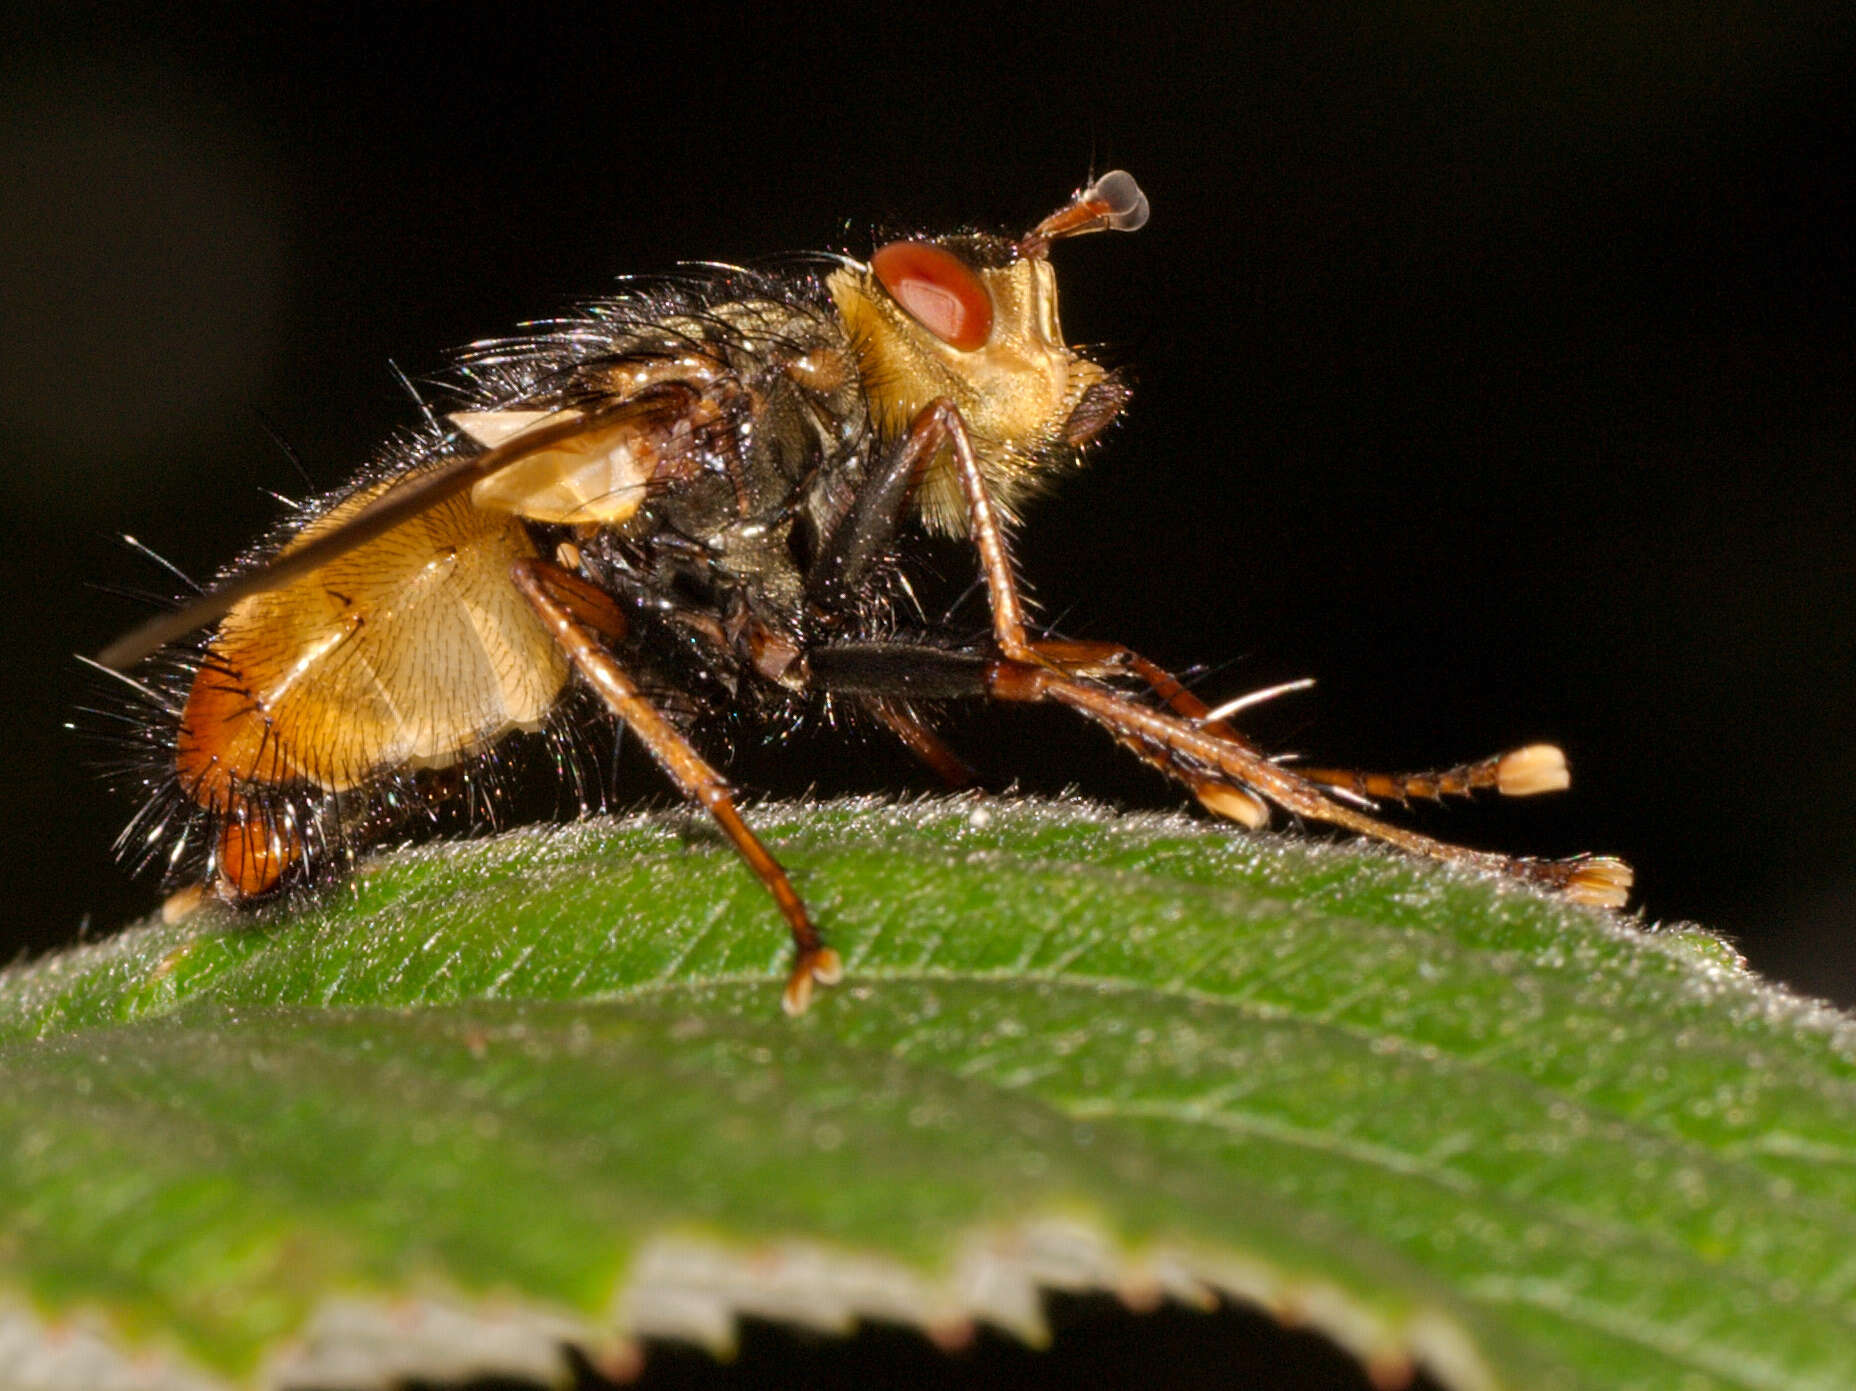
827, 171, 1148, 532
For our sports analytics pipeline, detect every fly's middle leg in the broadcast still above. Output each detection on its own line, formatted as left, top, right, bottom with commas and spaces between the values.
512, 558, 841, 1013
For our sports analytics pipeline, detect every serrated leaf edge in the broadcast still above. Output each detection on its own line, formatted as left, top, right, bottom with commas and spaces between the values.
2, 1216, 1501, 1391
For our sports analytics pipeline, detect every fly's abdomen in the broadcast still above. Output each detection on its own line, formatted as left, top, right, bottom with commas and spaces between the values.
174, 478, 569, 896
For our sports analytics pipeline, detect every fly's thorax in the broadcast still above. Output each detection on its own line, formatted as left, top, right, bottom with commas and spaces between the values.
827, 252, 1108, 533
462, 297, 866, 537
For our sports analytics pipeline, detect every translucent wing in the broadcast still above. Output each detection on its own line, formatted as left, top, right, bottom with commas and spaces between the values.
95, 386, 698, 670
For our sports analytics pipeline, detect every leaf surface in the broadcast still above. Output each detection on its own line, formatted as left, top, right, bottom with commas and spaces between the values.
3, 799, 1853, 1390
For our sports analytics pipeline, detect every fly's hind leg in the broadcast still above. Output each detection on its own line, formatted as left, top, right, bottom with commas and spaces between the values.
904, 397, 1632, 908
512, 558, 841, 1013
865, 699, 980, 790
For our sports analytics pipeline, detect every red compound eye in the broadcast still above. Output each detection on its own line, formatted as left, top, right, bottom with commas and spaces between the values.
870, 241, 993, 350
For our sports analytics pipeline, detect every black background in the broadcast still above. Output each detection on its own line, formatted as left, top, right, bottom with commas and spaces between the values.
1, 4, 1851, 1387
5, 6, 1853, 992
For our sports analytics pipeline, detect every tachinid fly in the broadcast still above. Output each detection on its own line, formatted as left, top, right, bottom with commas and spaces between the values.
93, 172, 1630, 1012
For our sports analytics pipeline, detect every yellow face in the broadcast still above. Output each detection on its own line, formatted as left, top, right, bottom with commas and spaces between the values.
828, 245, 1109, 533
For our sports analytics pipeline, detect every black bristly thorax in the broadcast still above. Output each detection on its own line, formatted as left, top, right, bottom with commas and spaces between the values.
553, 274, 894, 728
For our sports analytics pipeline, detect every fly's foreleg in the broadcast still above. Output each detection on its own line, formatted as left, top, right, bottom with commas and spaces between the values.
807, 404, 944, 606
991, 664, 1630, 904
1031, 639, 1573, 813
904, 398, 1632, 908
512, 558, 841, 1013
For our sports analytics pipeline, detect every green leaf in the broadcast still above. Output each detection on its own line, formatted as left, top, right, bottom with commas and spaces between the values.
3, 798, 1853, 1390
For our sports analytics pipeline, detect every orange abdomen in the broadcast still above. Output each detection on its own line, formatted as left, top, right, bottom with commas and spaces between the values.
175, 475, 571, 897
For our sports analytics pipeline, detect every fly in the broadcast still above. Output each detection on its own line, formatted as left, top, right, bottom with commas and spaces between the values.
93, 172, 1631, 1013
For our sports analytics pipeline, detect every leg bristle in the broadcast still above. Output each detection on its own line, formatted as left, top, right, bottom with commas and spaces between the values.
1496, 743, 1570, 797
